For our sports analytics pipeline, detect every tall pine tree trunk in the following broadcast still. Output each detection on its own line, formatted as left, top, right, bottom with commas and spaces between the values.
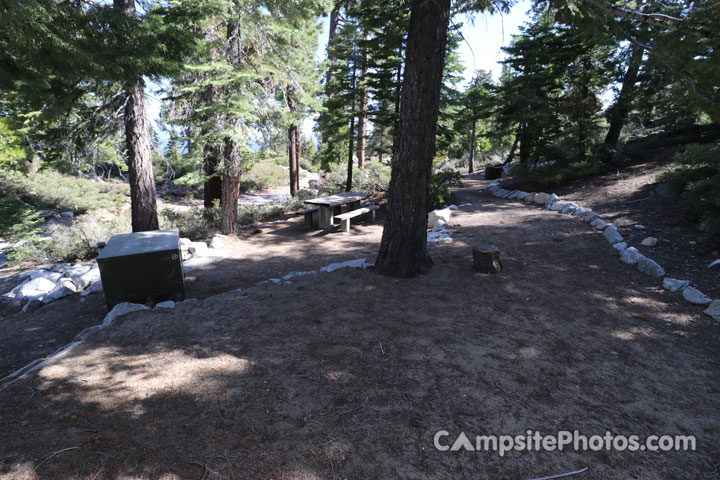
288, 124, 299, 197
202, 85, 222, 208
220, 17, 241, 235
295, 127, 301, 192
468, 118, 477, 173
221, 133, 241, 234
321, 5, 342, 146
599, 44, 644, 165
375, 0, 451, 277
115, 0, 158, 232
357, 36, 368, 169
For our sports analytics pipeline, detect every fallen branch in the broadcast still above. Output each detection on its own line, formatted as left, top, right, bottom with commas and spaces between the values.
33, 446, 81, 472
378, 340, 385, 355
624, 192, 654, 204
338, 396, 369, 417
527, 466, 588, 480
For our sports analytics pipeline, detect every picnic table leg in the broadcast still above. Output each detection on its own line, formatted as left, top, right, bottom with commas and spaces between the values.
319, 205, 334, 229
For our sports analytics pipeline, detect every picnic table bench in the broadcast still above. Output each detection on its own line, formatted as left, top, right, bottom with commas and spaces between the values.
303, 191, 372, 230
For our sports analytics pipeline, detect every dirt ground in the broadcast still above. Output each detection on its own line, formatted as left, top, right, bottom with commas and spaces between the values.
1, 176, 718, 479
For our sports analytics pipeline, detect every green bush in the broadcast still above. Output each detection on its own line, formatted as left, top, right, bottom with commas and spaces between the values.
160, 205, 221, 240
244, 162, 288, 191
0, 198, 42, 242
0, 170, 129, 214
509, 158, 610, 191
429, 170, 463, 209
321, 159, 391, 194
659, 143, 720, 238
7, 212, 131, 264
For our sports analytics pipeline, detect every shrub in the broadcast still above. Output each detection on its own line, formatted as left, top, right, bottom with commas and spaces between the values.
0, 198, 42, 242
429, 170, 463, 209
0, 170, 129, 214
320, 159, 391, 194
659, 143, 720, 239
159, 205, 221, 240
509, 158, 610, 191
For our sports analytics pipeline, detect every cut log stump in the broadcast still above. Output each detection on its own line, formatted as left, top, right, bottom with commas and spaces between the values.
473, 244, 502, 273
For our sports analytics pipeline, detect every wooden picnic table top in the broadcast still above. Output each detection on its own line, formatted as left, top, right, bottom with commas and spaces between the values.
304, 192, 370, 207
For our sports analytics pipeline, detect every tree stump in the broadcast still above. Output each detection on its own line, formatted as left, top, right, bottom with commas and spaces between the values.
472, 244, 502, 273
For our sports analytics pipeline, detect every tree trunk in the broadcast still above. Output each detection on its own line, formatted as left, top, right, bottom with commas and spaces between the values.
115, 0, 158, 232
468, 118, 477, 173
202, 85, 222, 208
321, 5, 342, 146
599, 44, 644, 165
504, 130, 520, 165
220, 17, 241, 235
221, 135, 240, 234
357, 36, 368, 169
295, 127, 301, 192
288, 124, 299, 197
375, 0, 451, 278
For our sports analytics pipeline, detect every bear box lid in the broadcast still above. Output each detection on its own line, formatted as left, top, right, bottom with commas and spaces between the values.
98, 229, 180, 260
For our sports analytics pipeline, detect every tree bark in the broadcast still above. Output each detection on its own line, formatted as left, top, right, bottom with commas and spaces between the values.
599, 44, 644, 165
202, 85, 222, 208
357, 35, 368, 169
504, 130, 519, 165
468, 118, 477, 173
288, 124, 299, 197
220, 16, 241, 235
375, 0, 451, 277
295, 127, 301, 192
321, 4, 342, 146
114, 0, 158, 232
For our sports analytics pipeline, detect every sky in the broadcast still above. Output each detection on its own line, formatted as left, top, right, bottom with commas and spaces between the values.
149, 1, 534, 147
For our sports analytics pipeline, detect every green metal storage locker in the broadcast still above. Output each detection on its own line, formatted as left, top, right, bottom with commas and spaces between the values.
97, 229, 186, 309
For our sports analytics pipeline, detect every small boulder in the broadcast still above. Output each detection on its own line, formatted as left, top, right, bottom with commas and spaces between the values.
534, 193, 550, 205
612, 242, 628, 251
41, 279, 77, 304
704, 300, 720, 322
603, 226, 624, 244
549, 201, 570, 212
209, 234, 227, 249
179, 237, 192, 248
60, 211, 74, 218
573, 207, 592, 216
682, 287, 712, 305
433, 220, 447, 232
154, 300, 176, 310
102, 302, 150, 327
560, 203, 578, 214
188, 242, 209, 255
523, 193, 537, 203
634, 225, 646, 230
22, 299, 44, 313
663, 278, 690, 292
620, 247, 645, 265
641, 237, 658, 247
707, 259, 720, 269
636, 257, 665, 277
516, 192, 530, 201
428, 208, 452, 226
590, 218, 609, 230
545, 193, 559, 208
70, 265, 100, 290
584, 213, 600, 224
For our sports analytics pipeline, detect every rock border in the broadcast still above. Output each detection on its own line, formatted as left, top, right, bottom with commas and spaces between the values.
485, 180, 720, 323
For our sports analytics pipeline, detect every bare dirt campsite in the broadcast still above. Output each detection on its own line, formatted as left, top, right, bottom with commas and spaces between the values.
1, 174, 719, 479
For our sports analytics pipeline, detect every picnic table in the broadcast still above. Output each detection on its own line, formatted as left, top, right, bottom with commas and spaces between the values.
304, 191, 370, 229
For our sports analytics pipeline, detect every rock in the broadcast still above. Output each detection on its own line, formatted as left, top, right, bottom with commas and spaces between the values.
590, 218, 609, 230
561, 203, 578, 214
573, 207, 592, 216
655, 183, 677, 199
534, 193, 550, 205
634, 225, 646, 230
640, 237, 658, 247
179, 237, 192, 248
188, 242, 209, 255
663, 278, 690, 292
523, 193, 537, 203
545, 193, 559, 208
281, 270, 317, 281
636, 257, 665, 277
603, 226, 624, 244
584, 213, 599, 223
612, 242, 628, 251
60, 211, 74, 218
428, 208, 452, 226
183, 250, 229, 271
506, 191, 522, 199
472, 244, 502, 273
549, 200, 569, 212
70, 265, 100, 290
182, 251, 192, 261
516, 192, 530, 201
620, 247, 645, 265
427, 231, 452, 243
433, 220, 447, 231
8, 277, 57, 300
682, 287, 712, 305
102, 302, 150, 327
320, 258, 368, 272
41, 279, 77, 304
154, 300, 176, 310
0, 253, 6, 268
707, 259, 720, 269
89, 279, 103, 292
51, 263, 73, 273
209, 234, 227, 249
703, 300, 720, 322
22, 299, 44, 313
448, 204, 459, 210
29, 270, 63, 283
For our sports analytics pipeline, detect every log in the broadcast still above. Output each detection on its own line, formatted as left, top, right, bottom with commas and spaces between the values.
473, 244, 502, 273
